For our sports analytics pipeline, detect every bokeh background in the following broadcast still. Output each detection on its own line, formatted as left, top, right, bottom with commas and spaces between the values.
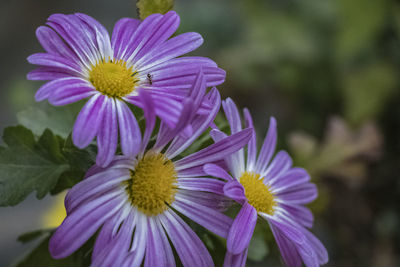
1, 0, 400, 266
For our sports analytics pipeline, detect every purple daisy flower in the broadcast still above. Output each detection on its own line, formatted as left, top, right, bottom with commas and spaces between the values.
27, 11, 225, 167
49, 72, 252, 266
204, 98, 328, 267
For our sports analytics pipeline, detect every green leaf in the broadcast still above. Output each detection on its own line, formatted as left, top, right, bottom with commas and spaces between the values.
0, 126, 69, 206
136, 0, 174, 20
14, 233, 92, 267
17, 102, 83, 139
17, 229, 52, 244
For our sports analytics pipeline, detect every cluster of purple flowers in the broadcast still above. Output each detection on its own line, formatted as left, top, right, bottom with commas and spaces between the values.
28, 11, 328, 267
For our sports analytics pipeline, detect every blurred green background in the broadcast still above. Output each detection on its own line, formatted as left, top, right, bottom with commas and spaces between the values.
1, 0, 400, 266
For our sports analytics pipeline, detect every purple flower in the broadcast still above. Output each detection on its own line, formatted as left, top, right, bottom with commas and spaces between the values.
204, 98, 328, 267
49, 72, 252, 266
27, 11, 225, 167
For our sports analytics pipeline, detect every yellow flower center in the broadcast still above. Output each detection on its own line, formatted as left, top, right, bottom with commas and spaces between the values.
89, 59, 138, 98
240, 172, 276, 215
126, 152, 178, 216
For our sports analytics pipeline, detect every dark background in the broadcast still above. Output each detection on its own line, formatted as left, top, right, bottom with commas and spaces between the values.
1, 0, 400, 266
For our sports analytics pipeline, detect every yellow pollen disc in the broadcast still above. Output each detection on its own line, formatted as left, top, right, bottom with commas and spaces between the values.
240, 172, 276, 215
126, 152, 177, 216
89, 59, 138, 98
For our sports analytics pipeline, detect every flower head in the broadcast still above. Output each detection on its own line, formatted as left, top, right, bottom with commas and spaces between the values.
27, 11, 225, 167
205, 98, 328, 267
49, 72, 252, 266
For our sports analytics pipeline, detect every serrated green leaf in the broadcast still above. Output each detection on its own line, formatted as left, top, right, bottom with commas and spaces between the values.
17, 102, 83, 139
50, 170, 86, 195
0, 126, 69, 206
136, 0, 174, 20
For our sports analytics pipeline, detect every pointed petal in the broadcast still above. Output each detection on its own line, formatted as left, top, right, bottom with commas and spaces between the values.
243, 108, 257, 171
255, 117, 277, 175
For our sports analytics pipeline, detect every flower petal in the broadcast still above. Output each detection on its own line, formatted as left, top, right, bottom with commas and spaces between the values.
227, 202, 257, 254
144, 217, 175, 267
203, 163, 234, 181
243, 108, 257, 171
166, 79, 221, 158
131, 11, 180, 64
96, 98, 119, 167
116, 100, 141, 158
223, 249, 248, 267
222, 98, 245, 177
223, 181, 247, 203
175, 128, 252, 171
136, 32, 203, 70
255, 117, 277, 175
27, 67, 71, 81
177, 178, 225, 195
65, 168, 129, 214
270, 168, 310, 194
138, 57, 225, 90
35, 26, 78, 60
27, 53, 82, 75
122, 212, 148, 267
72, 94, 108, 148
269, 222, 302, 267
172, 192, 232, 238
160, 209, 213, 267
276, 183, 318, 205
281, 204, 314, 228
49, 193, 124, 259
263, 150, 293, 184
111, 18, 141, 59
48, 78, 96, 106
92, 209, 135, 267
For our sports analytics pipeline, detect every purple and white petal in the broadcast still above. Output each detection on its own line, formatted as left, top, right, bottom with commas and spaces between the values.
112, 18, 141, 59
177, 178, 225, 195
172, 191, 232, 238
243, 108, 257, 171
96, 98, 119, 167
72, 94, 108, 149
226, 202, 257, 254
203, 163, 234, 181
49, 193, 125, 259
175, 128, 252, 171
65, 168, 129, 214
116, 100, 141, 158
136, 32, 203, 71
144, 217, 175, 267
160, 209, 214, 267
47, 77, 96, 105
255, 117, 277, 175
263, 150, 293, 184
269, 222, 302, 267
276, 183, 318, 205
122, 211, 148, 267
